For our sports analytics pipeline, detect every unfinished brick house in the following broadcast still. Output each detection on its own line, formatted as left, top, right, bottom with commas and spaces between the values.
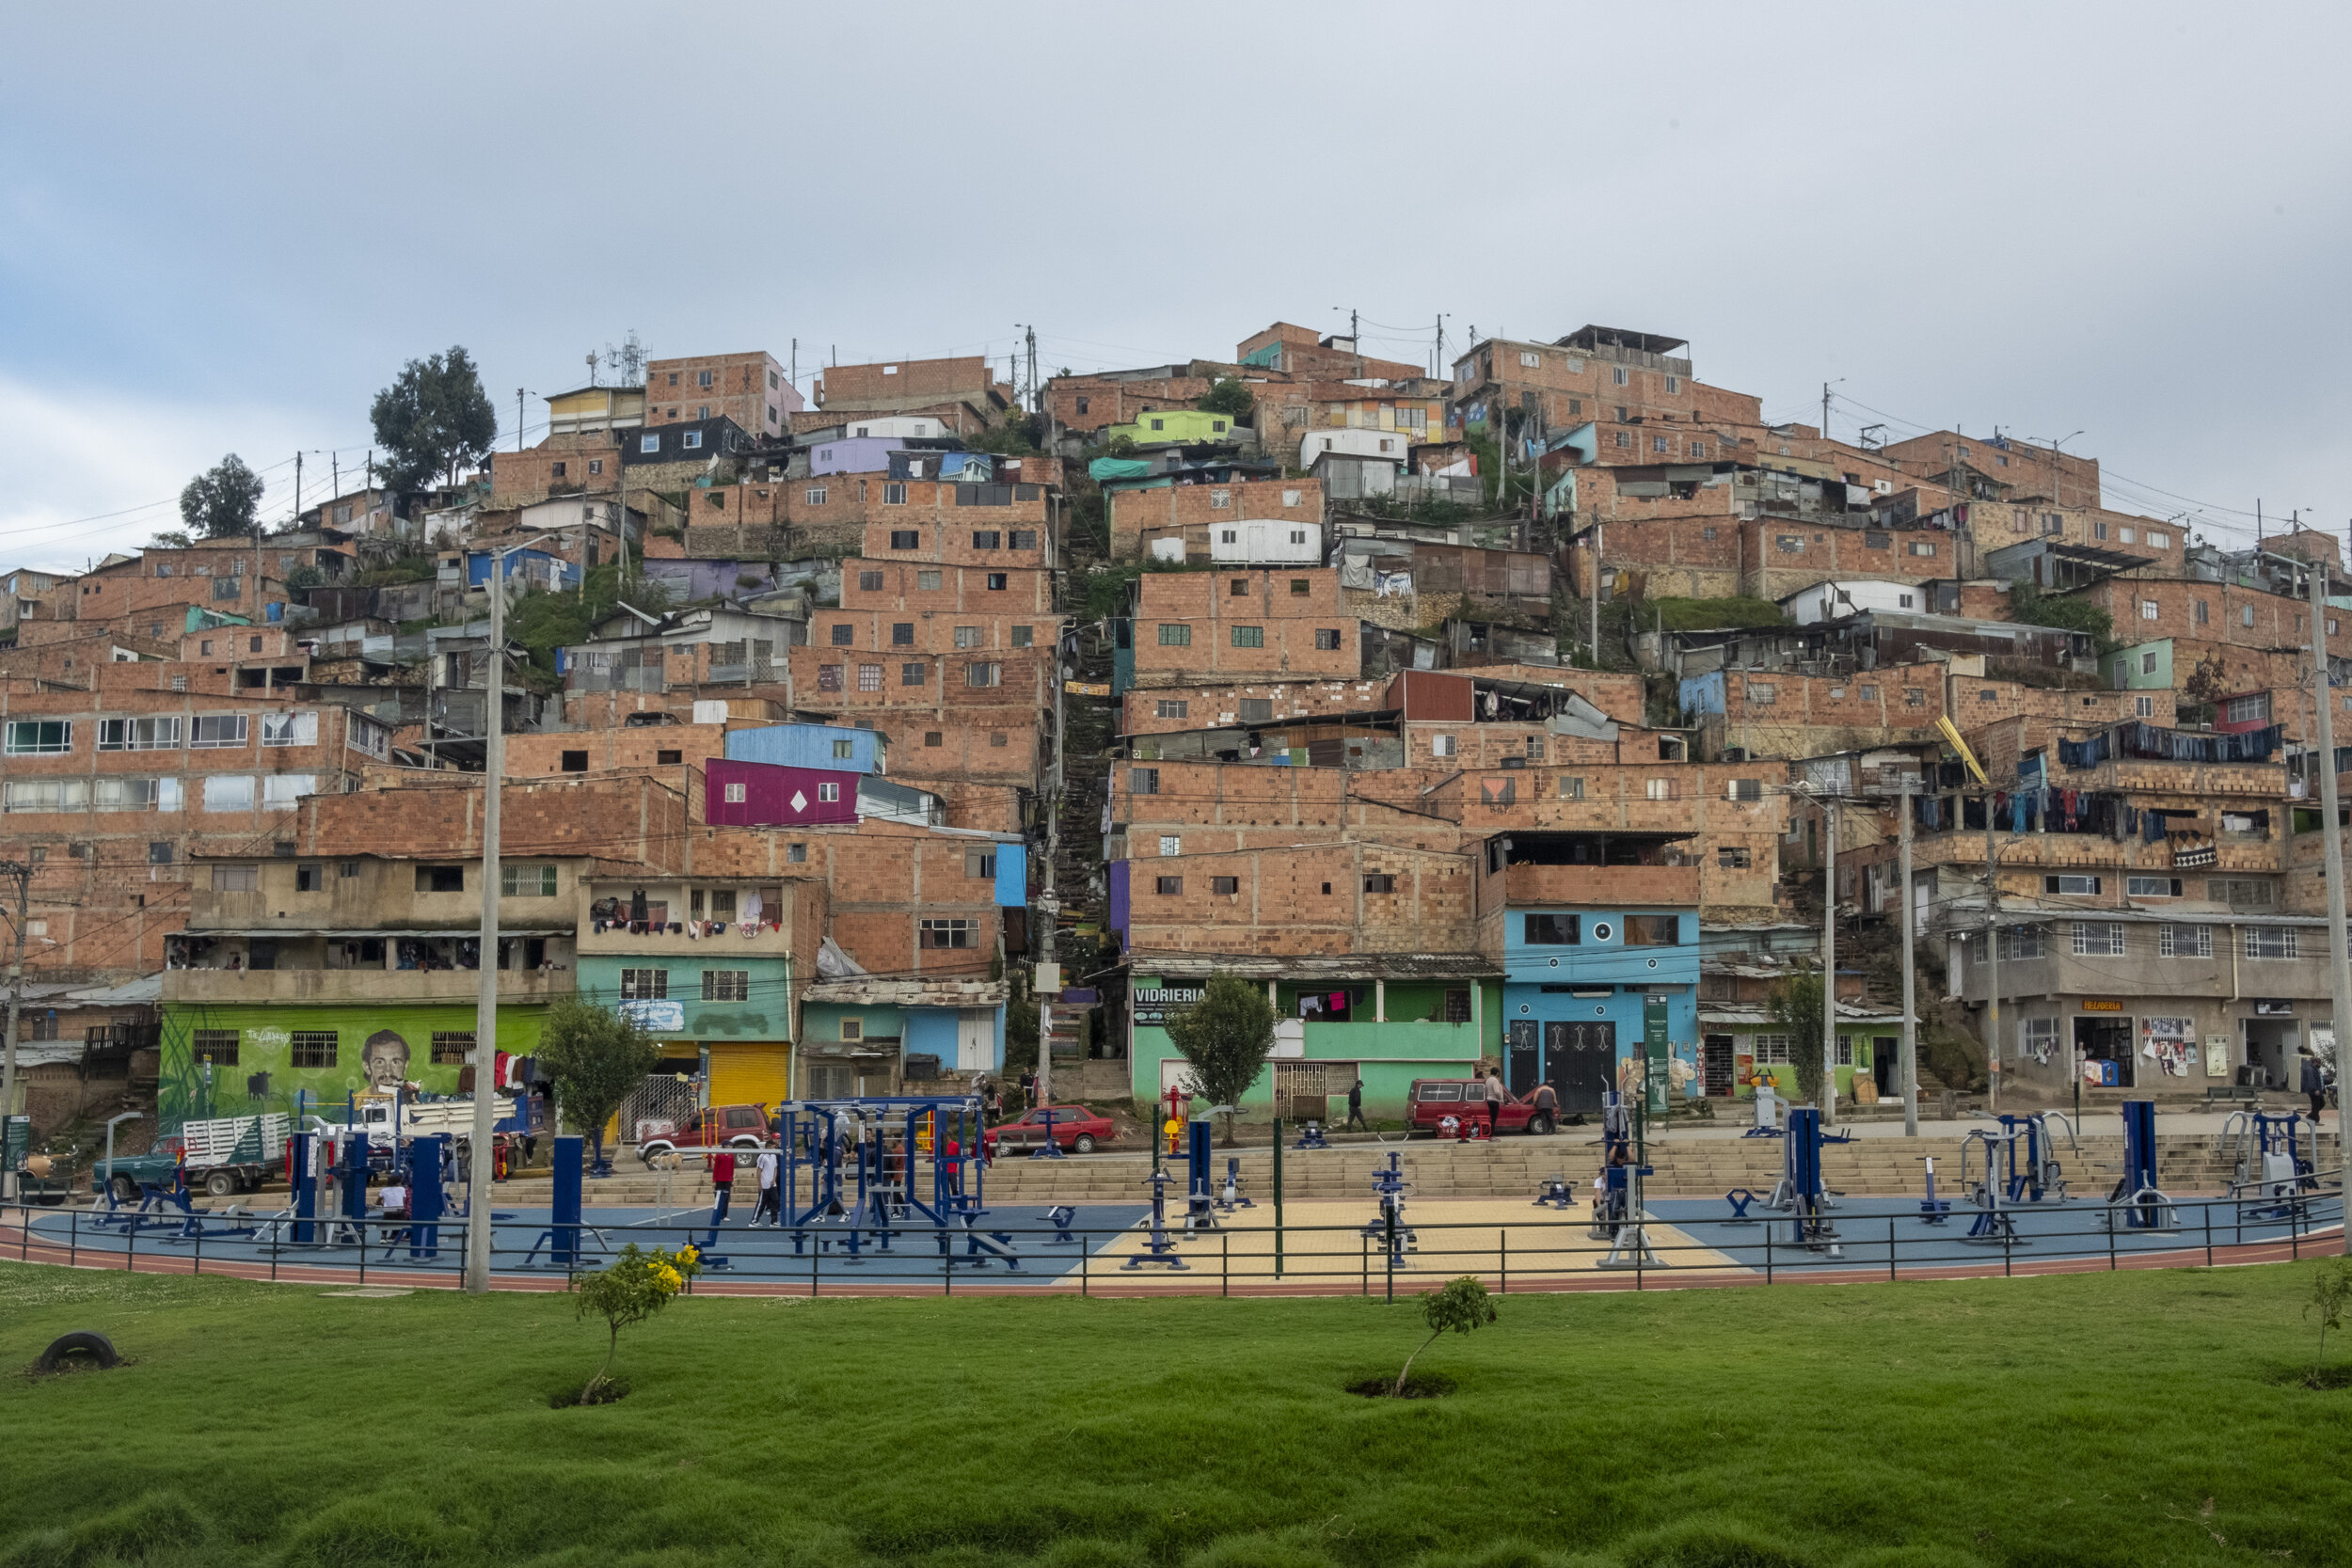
1107, 477, 1322, 563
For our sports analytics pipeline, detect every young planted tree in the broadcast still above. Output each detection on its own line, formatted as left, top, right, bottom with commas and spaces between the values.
571, 1243, 701, 1402
1395, 1275, 1497, 1396
179, 454, 266, 540
371, 344, 499, 493
1164, 973, 1276, 1146
1770, 967, 1827, 1107
537, 994, 662, 1176
2308, 1259, 2352, 1374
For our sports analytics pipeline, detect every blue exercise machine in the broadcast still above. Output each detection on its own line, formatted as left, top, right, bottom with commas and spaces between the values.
1291, 1120, 1331, 1150
1595, 1092, 1662, 1268
524, 1135, 601, 1269
2103, 1099, 2178, 1231
1532, 1175, 1578, 1211
1045, 1204, 1080, 1245
1182, 1120, 1219, 1233
1027, 1107, 1068, 1160
1123, 1166, 1188, 1269
1359, 1150, 1417, 1266
776, 1096, 1021, 1269
2223, 1106, 2318, 1223
1917, 1155, 1951, 1226
1727, 1100, 1843, 1253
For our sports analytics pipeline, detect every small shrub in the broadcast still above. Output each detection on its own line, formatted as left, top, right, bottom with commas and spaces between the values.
570, 1243, 701, 1402
1393, 1275, 1496, 1397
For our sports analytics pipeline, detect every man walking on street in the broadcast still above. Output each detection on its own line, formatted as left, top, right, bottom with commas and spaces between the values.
1344, 1076, 1369, 1132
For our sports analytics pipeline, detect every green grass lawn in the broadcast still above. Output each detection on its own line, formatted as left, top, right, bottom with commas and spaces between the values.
3, 1260, 2348, 1567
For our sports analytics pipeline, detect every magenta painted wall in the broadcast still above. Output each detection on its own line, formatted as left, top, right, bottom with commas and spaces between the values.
705, 758, 859, 826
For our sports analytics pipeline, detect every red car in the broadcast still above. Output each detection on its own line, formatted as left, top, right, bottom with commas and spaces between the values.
1406, 1080, 1549, 1137
984, 1103, 1113, 1156
635, 1102, 773, 1163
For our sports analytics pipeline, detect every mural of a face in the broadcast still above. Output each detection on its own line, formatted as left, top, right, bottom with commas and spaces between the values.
361, 1029, 412, 1092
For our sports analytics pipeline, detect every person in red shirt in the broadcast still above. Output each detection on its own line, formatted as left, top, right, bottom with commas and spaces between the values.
708, 1149, 737, 1222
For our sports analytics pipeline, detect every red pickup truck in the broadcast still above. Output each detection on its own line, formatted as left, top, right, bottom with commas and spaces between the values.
1406, 1080, 1551, 1137
635, 1102, 773, 1163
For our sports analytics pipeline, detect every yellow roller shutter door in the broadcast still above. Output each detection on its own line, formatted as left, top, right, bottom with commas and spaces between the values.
708, 1042, 792, 1113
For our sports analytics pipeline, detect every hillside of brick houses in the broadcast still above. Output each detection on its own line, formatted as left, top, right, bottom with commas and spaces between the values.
8, 316, 2352, 1148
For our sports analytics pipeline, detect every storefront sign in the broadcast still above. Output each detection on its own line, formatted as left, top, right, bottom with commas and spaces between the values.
2080, 1000, 2123, 1013
1643, 997, 1671, 1116
1131, 984, 1202, 1025
619, 999, 686, 1031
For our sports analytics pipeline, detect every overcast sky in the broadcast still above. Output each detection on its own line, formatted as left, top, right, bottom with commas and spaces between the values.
4, 2, 2347, 573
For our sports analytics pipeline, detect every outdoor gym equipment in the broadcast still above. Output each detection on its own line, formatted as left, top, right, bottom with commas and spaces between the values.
1973, 1112, 2077, 1205
777, 1096, 1007, 1266
691, 1174, 736, 1271
1123, 1166, 1188, 1270
1741, 1083, 1786, 1139
1917, 1155, 1951, 1226
1533, 1176, 1578, 1210
1027, 1107, 1068, 1160
523, 1136, 605, 1269
1183, 1120, 1218, 1233
1292, 1121, 1330, 1150
1594, 1092, 1663, 1268
2103, 1099, 2178, 1232
1215, 1156, 1254, 1212
2222, 1106, 2319, 1222
1754, 1104, 1850, 1217
380, 1134, 448, 1261
1956, 1125, 2026, 1246
1359, 1150, 1418, 1267
1045, 1204, 1079, 1244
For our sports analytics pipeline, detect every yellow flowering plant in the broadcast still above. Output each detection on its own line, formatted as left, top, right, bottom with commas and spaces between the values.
570, 1243, 704, 1402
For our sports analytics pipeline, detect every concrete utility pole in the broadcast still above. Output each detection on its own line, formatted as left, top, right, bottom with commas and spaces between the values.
0, 859, 30, 1199
1823, 796, 1838, 1125
1985, 793, 2002, 1116
2306, 562, 2352, 1241
1036, 617, 1068, 1108
464, 534, 556, 1292
516, 389, 526, 452
1589, 523, 1603, 669
1899, 781, 1919, 1137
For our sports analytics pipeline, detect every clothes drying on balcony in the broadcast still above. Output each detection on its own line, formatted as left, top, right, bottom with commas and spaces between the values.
2117, 720, 2282, 763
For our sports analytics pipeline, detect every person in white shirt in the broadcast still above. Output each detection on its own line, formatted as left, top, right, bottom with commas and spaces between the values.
753, 1148, 781, 1226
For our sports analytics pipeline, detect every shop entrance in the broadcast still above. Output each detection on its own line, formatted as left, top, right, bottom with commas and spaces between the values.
1506, 1022, 1541, 1096
1543, 1021, 1615, 1117
2074, 1016, 2134, 1088
1702, 1034, 1736, 1098
2244, 1019, 2300, 1091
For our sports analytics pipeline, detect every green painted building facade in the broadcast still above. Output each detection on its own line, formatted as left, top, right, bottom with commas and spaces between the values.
1126, 973, 1502, 1120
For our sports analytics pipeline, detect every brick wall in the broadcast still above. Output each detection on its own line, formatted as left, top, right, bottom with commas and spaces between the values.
810, 606, 1064, 655
1124, 840, 1477, 956
1120, 676, 1391, 736
1131, 568, 1359, 680
838, 559, 1056, 616
1108, 479, 1322, 563
644, 352, 797, 438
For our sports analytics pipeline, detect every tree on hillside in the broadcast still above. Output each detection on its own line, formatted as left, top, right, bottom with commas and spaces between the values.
1770, 967, 1827, 1108
1164, 973, 1277, 1146
1197, 377, 1255, 419
371, 345, 498, 493
537, 994, 662, 1176
179, 454, 266, 540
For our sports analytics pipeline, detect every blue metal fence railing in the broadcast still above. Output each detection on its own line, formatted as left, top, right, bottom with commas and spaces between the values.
2, 1174, 2342, 1298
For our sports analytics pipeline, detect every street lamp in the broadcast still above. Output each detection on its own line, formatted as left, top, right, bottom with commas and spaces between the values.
463, 531, 563, 1293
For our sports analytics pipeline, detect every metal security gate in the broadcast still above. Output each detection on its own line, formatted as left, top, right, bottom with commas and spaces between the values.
617, 1071, 701, 1148
1544, 1022, 1615, 1117
1273, 1060, 1332, 1122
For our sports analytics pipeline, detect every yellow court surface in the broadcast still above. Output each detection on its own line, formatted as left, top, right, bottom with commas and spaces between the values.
1083, 1196, 1740, 1289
